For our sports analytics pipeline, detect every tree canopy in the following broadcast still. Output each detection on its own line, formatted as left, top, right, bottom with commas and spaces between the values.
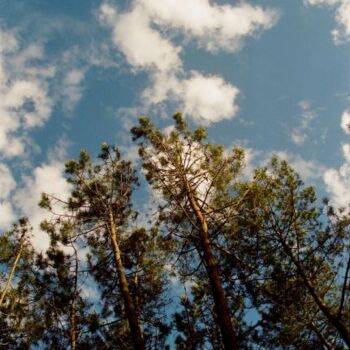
0, 114, 349, 349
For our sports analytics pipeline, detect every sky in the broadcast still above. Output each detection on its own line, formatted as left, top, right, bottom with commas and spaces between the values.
0, 0, 349, 251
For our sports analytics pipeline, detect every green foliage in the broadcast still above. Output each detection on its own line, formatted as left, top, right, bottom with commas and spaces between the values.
43, 143, 169, 349
0, 116, 349, 349
231, 158, 350, 349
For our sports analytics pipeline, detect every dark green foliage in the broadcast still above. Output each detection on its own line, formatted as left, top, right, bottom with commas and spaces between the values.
132, 114, 251, 349
42, 144, 170, 349
0, 116, 349, 349
231, 158, 350, 349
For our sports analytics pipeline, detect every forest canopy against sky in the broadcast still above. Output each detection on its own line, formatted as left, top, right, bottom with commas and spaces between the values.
0, 0, 349, 240
0, 0, 349, 349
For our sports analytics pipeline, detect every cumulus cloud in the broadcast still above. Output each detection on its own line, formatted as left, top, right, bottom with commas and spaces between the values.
99, 3, 182, 73
323, 109, 350, 208
0, 30, 54, 158
324, 156, 350, 208
143, 71, 239, 124
140, 0, 279, 52
14, 161, 71, 251
98, 1, 278, 124
305, 0, 350, 42
176, 72, 239, 123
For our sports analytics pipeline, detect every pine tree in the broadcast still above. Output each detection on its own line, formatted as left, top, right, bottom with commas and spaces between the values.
0, 219, 40, 349
132, 114, 250, 350
32, 218, 97, 350
233, 158, 350, 348
41, 144, 169, 349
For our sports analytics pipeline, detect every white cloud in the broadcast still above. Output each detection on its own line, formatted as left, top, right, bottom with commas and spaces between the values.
177, 72, 239, 123
4, 80, 52, 128
271, 151, 326, 181
324, 160, 350, 208
0, 163, 16, 230
290, 130, 307, 145
99, 3, 182, 73
237, 146, 261, 179
342, 143, 350, 162
0, 19, 116, 238
0, 26, 101, 159
61, 68, 86, 112
333, 0, 350, 41
0, 30, 18, 54
290, 100, 318, 145
0, 30, 54, 158
140, 0, 279, 52
323, 110, 350, 208
14, 161, 71, 251
0, 202, 16, 230
305, 0, 341, 5
305, 0, 350, 42
143, 71, 239, 124
0, 163, 16, 199
340, 109, 350, 134
98, 1, 278, 124
234, 145, 326, 183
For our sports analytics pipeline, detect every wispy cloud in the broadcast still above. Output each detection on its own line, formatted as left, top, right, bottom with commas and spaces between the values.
290, 100, 318, 145
61, 68, 86, 112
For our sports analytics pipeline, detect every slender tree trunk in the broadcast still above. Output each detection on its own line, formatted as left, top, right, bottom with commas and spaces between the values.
70, 245, 79, 350
185, 181, 239, 350
0, 240, 24, 306
309, 321, 335, 350
107, 210, 145, 350
69, 302, 77, 350
281, 239, 350, 347
338, 254, 350, 318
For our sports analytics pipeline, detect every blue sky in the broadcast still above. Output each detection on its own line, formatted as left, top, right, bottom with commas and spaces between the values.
0, 0, 349, 251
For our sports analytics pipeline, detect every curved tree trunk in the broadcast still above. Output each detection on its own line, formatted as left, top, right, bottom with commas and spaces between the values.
108, 210, 145, 350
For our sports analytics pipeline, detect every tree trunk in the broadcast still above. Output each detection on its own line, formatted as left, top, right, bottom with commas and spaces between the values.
107, 210, 145, 350
69, 302, 77, 350
70, 245, 79, 350
185, 181, 239, 350
0, 240, 24, 306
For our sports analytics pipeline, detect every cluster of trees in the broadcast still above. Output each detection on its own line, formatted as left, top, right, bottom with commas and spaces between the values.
0, 114, 349, 349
